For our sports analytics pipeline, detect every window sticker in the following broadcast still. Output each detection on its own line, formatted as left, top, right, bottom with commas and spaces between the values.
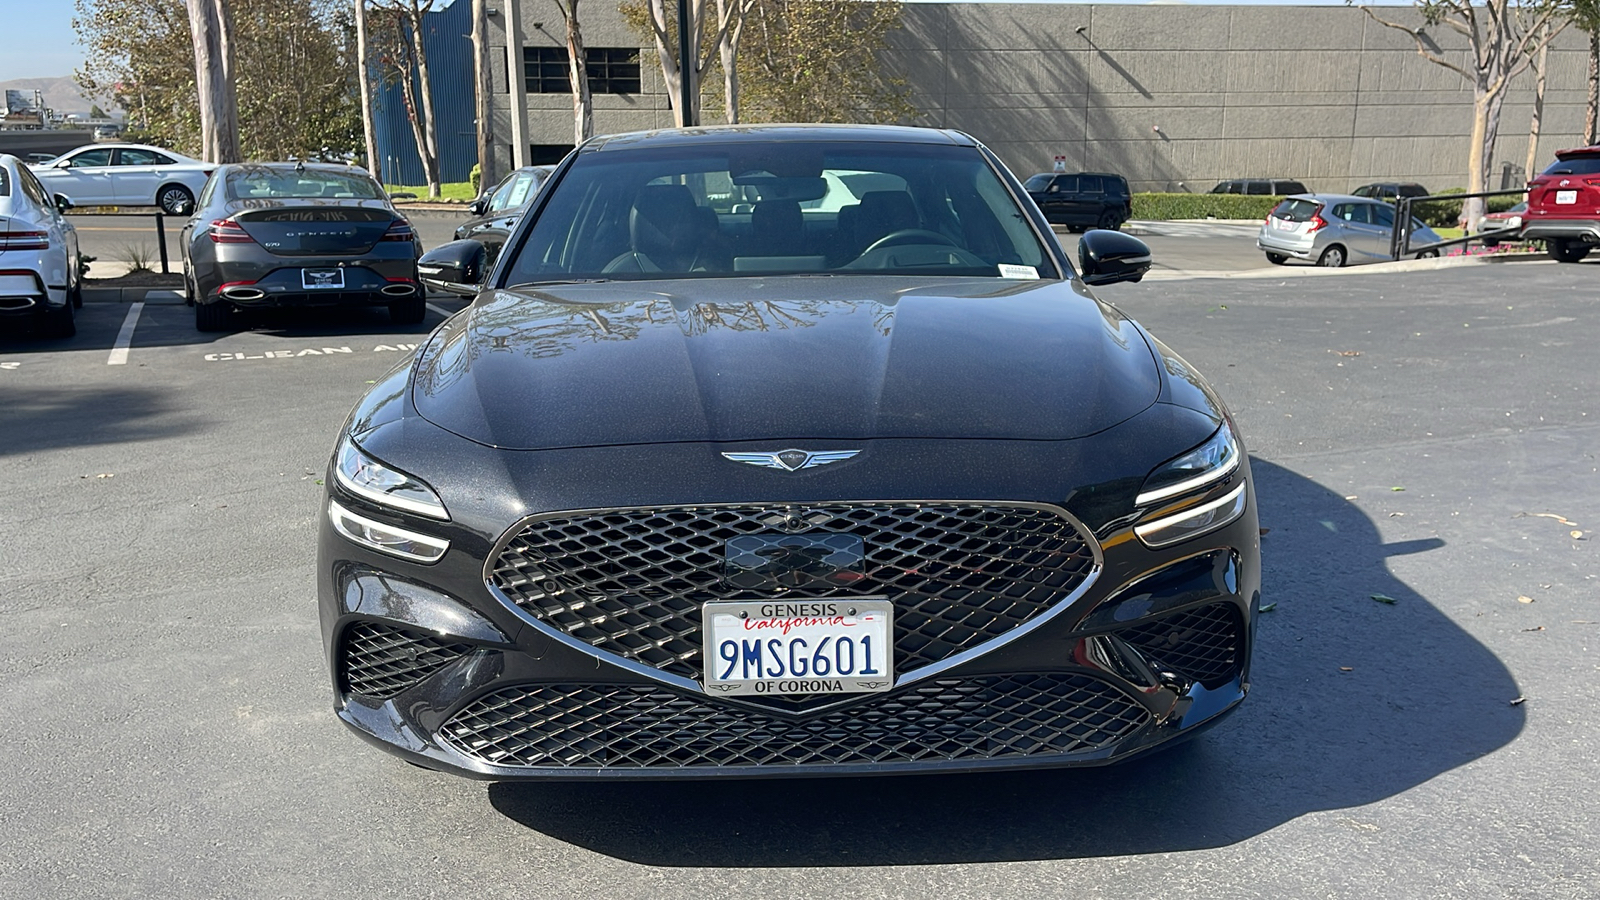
998, 264, 1040, 280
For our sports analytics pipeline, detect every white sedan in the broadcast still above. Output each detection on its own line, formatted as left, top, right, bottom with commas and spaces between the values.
0, 153, 83, 338
30, 142, 213, 214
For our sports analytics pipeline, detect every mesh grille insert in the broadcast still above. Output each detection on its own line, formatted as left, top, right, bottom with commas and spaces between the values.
340, 621, 473, 700
1117, 602, 1242, 687
439, 674, 1148, 769
488, 504, 1097, 681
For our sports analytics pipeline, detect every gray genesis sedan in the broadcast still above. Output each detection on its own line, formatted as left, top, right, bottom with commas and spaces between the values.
319, 125, 1262, 779
180, 163, 423, 331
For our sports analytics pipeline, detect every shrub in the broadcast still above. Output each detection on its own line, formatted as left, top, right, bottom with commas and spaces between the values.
469, 163, 482, 195
1131, 193, 1282, 221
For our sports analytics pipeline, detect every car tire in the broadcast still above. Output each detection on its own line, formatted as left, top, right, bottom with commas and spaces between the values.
1547, 239, 1591, 263
38, 299, 76, 339
1316, 245, 1347, 267
1417, 250, 1439, 259
69, 272, 83, 309
1265, 252, 1288, 265
157, 184, 195, 216
1097, 212, 1120, 231
195, 299, 234, 332
389, 295, 427, 326
1481, 238, 1500, 248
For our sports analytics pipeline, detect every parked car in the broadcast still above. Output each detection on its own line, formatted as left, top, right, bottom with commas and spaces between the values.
1257, 193, 1441, 267
1476, 201, 1527, 247
0, 153, 83, 338
326, 123, 1261, 780
1521, 145, 1600, 262
1210, 178, 1309, 196
1351, 182, 1430, 202
29, 142, 212, 214
179, 162, 422, 331
452, 164, 554, 268
1023, 171, 1132, 231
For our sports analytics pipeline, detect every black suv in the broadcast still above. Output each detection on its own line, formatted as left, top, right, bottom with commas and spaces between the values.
1209, 178, 1309, 196
1352, 182, 1429, 201
1024, 171, 1132, 232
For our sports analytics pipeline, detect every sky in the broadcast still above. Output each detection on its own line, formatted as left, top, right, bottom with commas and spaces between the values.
0, 0, 1409, 83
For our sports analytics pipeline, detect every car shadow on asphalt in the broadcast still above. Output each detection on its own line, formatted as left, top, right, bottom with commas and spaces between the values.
0, 384, 202, 457
485, 458, 1524, 865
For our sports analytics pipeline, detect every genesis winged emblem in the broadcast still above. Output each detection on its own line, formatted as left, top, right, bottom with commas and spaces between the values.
721, 449, 860, 472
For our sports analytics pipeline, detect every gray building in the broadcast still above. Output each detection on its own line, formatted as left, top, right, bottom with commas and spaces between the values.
481, 1, 1594, 193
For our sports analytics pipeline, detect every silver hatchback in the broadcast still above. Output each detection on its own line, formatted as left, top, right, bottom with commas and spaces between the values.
1258, 194, 1441, 267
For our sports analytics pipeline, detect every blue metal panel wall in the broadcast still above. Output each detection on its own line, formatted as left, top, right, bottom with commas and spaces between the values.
372, 0, 476, 185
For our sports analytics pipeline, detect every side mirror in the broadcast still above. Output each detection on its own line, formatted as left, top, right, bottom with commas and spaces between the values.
54, 194, 74, 212
1078, 230, 1152, 286
418, 239, 487, 296
467, 198, 488, 216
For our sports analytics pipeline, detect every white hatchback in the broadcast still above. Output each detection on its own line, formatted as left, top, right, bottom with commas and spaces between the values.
0, 153, 83, 338
30, 143, 212, 214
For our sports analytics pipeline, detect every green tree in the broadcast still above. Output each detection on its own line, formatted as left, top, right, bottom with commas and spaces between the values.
74, 0, 361, 162
738, 0, 914, 124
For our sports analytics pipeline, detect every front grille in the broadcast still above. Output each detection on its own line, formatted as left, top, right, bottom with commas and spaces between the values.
438, 673, 1148, 769
488, 503, 1098, 682
1117, 602, 1242, 688
340, 621, 473, 700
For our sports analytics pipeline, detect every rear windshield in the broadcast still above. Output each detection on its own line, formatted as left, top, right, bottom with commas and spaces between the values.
1023, 174, 1051, 191
1271, 199, 1320, 222
0, 166, 9, 197
225, 167, 384, 200
1544, 155, 1600, 176
502, 140, 1055, 283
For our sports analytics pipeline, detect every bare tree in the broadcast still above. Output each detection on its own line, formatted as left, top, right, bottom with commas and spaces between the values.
1569, 0, 1600, 144
470, 0, 496, 187
355, 0, 382, 181
186, 0, 241, 162
1526, 19, 1550, 180
373, 0, 442, 196
715, 0, 757, 123
550, 0, 594, 142
1356, 0, 1565, 225
635, 0, 752, 126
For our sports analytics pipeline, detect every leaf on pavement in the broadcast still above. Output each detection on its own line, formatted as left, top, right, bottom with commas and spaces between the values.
1509, 696, 1526, 706
1517, 595, 1535, 604
1258, 602, 1277, 613
1371, 593, 1397, 604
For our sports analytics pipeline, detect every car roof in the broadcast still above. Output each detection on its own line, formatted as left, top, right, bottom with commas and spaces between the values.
584, 124, 975, 152
215, 161, 372, 174
1293, 193, 1387, 203
1554, 145, 1600, 158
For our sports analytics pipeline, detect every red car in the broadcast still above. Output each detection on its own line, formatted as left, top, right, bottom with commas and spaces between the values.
1523, 145, 1600, 262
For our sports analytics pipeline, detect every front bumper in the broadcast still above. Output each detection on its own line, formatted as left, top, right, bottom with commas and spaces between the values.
319, 489, 1260, 780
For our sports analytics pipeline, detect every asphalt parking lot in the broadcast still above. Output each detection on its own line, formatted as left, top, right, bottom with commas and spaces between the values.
2, 259, 1595, 899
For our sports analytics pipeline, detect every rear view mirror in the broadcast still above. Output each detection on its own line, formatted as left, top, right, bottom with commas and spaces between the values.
467, 198, 488, 216
418, 239, 487, 296
54, 194, 74, 212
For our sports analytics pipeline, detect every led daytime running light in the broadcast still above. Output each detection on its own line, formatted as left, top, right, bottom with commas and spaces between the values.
1136, 423, 1240, 507
1134, 483, 1248, 549
334, 436, 449, 520
328, 500, 449, 563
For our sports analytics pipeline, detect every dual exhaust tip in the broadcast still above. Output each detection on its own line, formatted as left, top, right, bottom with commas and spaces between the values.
0, 297, 38, 311
218, 283, 416, 302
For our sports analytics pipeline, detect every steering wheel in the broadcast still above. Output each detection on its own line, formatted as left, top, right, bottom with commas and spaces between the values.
861, 229, 959, 255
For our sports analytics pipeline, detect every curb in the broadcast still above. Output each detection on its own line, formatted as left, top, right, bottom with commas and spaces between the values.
83, 287, 186, 304
1144, 250, 1550, 281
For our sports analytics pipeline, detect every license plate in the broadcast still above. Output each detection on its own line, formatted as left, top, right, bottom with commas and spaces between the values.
1556, 190, 1577, 205
1273, 219, 1298, 231
302, 268, 345, 289
702, 598, 893, 696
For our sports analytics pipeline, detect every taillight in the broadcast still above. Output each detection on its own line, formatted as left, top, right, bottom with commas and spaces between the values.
1307, 210, 1328, 233
0, 229, 50, 250
208, 218, 254, 244
381, 218, 415, 242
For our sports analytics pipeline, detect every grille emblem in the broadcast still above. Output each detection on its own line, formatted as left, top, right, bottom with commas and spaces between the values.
721, 449, 859, 472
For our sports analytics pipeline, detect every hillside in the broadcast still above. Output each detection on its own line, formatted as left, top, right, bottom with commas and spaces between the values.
0, 75, 121, 117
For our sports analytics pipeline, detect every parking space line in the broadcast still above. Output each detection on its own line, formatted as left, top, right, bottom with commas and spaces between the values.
427, 302, 457, 319
107, 302, 145, 366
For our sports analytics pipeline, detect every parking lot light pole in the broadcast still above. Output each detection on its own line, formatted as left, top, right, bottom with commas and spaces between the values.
677, 0, 695, 127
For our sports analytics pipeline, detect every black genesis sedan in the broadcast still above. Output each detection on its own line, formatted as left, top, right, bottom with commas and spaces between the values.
453, 164, 555, 270
179, 162, 423, 331
319, 124, 1261, 779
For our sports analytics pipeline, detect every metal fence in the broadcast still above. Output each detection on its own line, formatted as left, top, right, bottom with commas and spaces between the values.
1390, 188, 1529, 260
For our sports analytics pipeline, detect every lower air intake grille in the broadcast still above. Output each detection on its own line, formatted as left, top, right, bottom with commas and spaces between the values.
438, 673, 1148, 769
1117, 602, 1242, 688
340, 621, 472, 700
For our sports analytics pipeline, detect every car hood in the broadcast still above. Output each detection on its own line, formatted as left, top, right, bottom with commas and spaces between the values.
411, 277, 1161, 450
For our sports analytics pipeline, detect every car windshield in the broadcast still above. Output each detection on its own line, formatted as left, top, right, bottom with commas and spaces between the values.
502, 140, 1054, 283
1545, 155, 1600, 176
225, 168, 383, 200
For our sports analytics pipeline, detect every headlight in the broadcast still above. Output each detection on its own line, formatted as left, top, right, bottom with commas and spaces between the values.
328, 500, 449, 563
1135, 421, 1240, 507
1133, 422, 1246, 549
333, 435, 449, 520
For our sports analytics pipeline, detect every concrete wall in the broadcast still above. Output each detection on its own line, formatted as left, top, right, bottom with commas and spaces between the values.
485, 1, 1593, 193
